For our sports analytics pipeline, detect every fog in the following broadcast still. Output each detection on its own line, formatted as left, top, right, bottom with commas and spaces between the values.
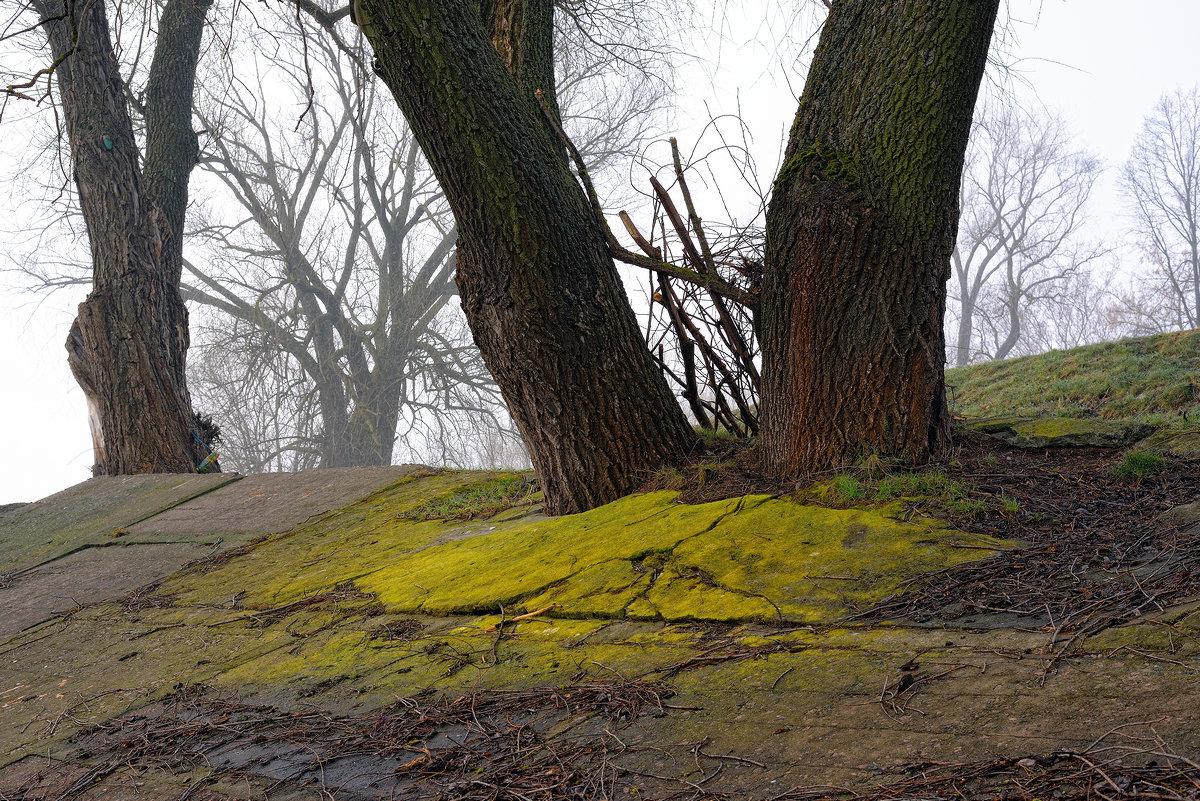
2, 1, 1198, 502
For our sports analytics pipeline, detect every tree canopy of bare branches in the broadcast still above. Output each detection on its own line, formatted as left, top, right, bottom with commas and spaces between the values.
1120, 86, 1200, 333
949, 103, 1104, 366
184, 14, 508, 472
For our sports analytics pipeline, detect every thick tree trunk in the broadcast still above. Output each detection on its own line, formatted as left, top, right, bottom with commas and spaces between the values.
39, 0, 213, 475
760, 0, 999, 477
320, 377, 400, 468
358, 0, 694, 514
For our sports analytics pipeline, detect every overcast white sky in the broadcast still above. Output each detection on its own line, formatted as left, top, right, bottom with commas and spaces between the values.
2, 0, 1198, 504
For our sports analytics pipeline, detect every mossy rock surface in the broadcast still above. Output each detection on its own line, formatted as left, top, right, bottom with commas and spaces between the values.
1159, 501, 1200, 530
3, 468, 1200, 797
166, 484, 1013, 626
968, 416, 1155, 449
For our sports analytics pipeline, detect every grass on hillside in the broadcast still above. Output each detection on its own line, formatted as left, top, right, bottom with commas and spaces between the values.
946, 329, 1200, 423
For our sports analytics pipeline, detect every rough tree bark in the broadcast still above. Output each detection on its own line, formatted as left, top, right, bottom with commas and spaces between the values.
357, 0, 695, 514
37, 0, 214, 474
760, 0, 999, 476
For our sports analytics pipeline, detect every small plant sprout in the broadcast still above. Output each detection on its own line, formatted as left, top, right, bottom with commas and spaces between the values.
1110, 450, 1168, 483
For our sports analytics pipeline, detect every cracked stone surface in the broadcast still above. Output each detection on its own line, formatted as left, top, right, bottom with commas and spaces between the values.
1, 468, 1197, 798
0, 468, 427, 641
0, 473, 238, 576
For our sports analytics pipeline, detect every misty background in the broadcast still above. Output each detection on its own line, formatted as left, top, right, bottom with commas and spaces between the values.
2, 0, 1198, 503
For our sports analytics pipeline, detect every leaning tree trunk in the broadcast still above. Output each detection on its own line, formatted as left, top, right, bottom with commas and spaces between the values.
760, 0, 999, 477
38, 0, 214, 475
358, 0, 694, 514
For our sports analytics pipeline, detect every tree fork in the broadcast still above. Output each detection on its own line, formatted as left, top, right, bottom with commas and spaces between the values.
38, 0, 214, 474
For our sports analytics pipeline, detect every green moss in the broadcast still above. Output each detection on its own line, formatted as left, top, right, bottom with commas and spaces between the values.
629, 565, 779, 623
967, 416, 1155, 449
776, 141, 865, 192
1138, 427, 1200, 459
1082, 624, 1179, 654
359, 491, 729, 615
661, 500, 1010, 621
160, 472, 515, 610
523, 560, 653, 619
351, 492, 1012, 625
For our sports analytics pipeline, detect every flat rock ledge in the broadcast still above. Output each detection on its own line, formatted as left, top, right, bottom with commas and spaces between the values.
969, 415, 1156, 449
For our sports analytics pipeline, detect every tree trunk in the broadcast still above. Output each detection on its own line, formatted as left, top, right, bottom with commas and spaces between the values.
39, 0, 214, 475
992, 279, 1023, 360
760, 0, 998, 477
358, 0, 694, 514
955, 293, 976, 368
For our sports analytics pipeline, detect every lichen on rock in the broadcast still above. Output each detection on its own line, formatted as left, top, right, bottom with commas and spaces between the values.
968, 416, 1155, 449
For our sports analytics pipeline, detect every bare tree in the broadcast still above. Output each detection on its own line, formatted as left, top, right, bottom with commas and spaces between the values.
1120, 86, 1200, 332
185, 4, 669, 473
6, 0, 216, 475
1017, 267, 1127, 354
183, 21, 508, 471
949, 103, 1103, 365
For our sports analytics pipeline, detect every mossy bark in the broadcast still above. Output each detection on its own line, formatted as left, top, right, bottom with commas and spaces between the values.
37, 0, 214, 475
761, 0, 999, 476
357, 0, 694, 514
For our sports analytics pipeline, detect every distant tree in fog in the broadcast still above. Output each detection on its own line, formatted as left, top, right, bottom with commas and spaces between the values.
1120, 87, 1200, 332
183, 23, 507, 472
948, 103, 1104, 366
185, 4, 674, 474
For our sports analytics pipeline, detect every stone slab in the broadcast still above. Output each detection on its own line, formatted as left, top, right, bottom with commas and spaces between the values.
1, 469, 1197, 797
969, 416, 1155, 449
0, 542, 211, 638
0, 473, 239, 576
127, 465, 426, 537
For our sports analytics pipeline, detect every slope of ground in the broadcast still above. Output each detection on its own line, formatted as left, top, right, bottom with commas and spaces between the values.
946, 328, 1200, 423
2, 463, 1199, 799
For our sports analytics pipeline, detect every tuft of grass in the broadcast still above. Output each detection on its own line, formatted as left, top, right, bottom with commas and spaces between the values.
1110, 450, 1168, 483
821, 469, 994, 518
873, 471, 967, 503
403, 475, 540, 521
830, 474, 865, 501
946, 329, 1200, 423
695, 425, 742, 444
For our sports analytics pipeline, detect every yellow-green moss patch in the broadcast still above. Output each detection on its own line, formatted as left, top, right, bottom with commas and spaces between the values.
355, 492, 1012, 625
